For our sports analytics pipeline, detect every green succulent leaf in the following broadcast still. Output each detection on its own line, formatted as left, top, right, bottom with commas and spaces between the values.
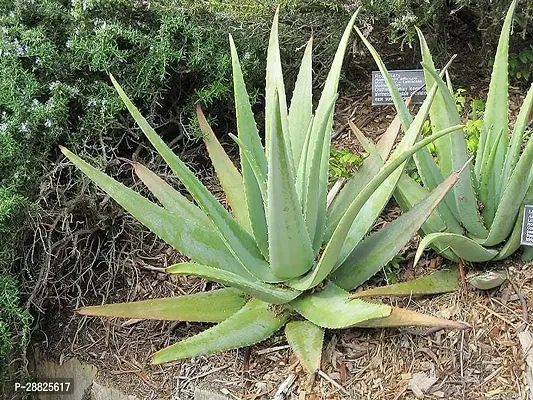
285, 320, 324, 373
267, 90, 314, 279
110, 75, 279, 283
77, 288, 246, 322
417, 30, 454, 179
133, 162, 211, 228
331, 163, 465, 290
60, 147, 249, 276
394, 174, 459, 261
265, 7, 291, 167
501, 83, 533, 189
167, 263, 301, 304
289, 282, 390, 328
326, 105, 404, 238
289, 125, 462, 291
523, 246, 533, 262
288, 38, 313, 170
350, 268, 459, 298
301, 11, 358, 250
481, 133, 533, 246
196, 106, 250, 231
229, 35, 269, 259
421, 64, 489, 238
152, 299, 291, 364
494, 183, 533, 260
474, 0, 516, 188
414, 233, 498, 266
354, 307, 468, 330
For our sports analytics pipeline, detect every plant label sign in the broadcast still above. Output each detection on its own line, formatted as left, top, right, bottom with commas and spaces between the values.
372, 69, 427, 105
522, 205, 533, 246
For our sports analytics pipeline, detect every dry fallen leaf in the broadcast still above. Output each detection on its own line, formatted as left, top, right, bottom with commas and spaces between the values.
408, 372, 438, 398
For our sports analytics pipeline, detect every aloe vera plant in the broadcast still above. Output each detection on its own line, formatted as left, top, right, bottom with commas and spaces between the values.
63, 9, 467, 370
386, 0, 533, 265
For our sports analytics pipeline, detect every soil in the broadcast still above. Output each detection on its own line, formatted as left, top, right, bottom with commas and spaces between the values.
18, 36, 533, 400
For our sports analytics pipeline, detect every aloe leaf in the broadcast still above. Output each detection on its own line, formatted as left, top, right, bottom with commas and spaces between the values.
110, 75, 278, 283
289, 282, 390, 329
481, 134, 533, 246
394, 174, 459, 261
77, 288, 246, 322
501, 83, 533, 190
303, 96, 337, 249
296, 117, 314, 206
152, 299, 291, 364
289, 125, 462, 290
167, 263, 301, 304
325, 155, 381, 241
331, 163, 465, 290
301, 11, 358, 248
229, 134, 267, 198
229, 35, 267, 177
355, 26, 412, 130
469, 270, 508, 290
334, 124, 403, 264
133, 162, 211, 227
265, 7, 292, 167
417, 30, 454, 178
353, 307, 468, 330
474, 0, 517, 183
242, 157, 269, 260
421, 64, 489, 239
229, 35, 269, 259
196, 106, 249, 231
267, 91, 314, 279
523, 246, 533, 262
494, 208, 526, 260
479, 127, 504, 225
288, 38, 313, 170
60, 147, 250, 276
326, 107, 404, 238
351, 268, 458, 298
411, 147, 463, 233
376, 105, 405, 160
414, 233, 498, 266
285, 321, 324, 373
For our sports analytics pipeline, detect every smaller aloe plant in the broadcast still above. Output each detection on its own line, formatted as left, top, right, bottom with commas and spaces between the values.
63, 9, 467, 370
386, 0, 533, 265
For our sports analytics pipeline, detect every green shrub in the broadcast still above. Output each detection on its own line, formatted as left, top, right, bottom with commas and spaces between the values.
0, 274, 30, 385
352, 0, 533, 52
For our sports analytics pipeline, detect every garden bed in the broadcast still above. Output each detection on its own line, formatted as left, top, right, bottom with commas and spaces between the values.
24, 84, 533, 399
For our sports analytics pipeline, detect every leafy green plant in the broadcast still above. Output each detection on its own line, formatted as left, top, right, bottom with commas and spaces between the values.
393, 0, 533, 265
0, 275, 30, 386
62, 10, 467, 368
509, 44, 533, 85
328, 148, 364, 184
454, 89, 485, 154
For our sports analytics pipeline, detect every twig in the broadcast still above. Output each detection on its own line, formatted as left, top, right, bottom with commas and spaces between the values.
270, 374, 296, 400
510, 281, 529, 332
256, 345, 291, 355
317, 369, 350, 396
